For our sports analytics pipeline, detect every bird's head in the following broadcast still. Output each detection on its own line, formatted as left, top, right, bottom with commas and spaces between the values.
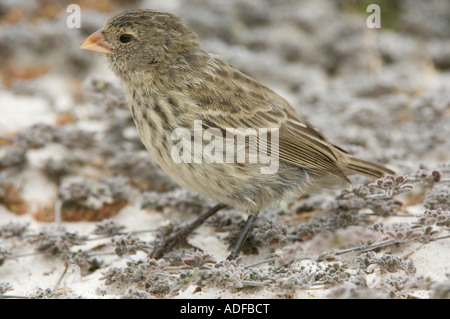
80, 9, 200, 82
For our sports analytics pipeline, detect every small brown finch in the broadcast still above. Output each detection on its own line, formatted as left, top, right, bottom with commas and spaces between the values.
80, 9, 394, 260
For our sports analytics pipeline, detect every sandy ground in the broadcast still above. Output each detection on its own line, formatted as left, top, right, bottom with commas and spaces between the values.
0, 0, 449, 299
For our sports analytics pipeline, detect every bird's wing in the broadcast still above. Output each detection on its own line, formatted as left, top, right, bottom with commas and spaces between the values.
189, 56, 350, 182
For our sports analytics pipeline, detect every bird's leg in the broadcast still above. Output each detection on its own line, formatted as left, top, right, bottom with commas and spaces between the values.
150, 203, 227, 259
227, 213, 258, 260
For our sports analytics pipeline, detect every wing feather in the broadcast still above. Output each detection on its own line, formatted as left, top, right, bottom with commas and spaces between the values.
188, 55, 350, 182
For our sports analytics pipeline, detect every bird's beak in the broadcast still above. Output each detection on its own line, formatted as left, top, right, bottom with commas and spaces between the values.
79, 29, 113, 54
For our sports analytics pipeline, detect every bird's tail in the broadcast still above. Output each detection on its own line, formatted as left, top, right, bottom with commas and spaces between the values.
345, 156, 395, 179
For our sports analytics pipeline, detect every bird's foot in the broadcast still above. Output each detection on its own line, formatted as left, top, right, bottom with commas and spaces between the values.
150, 204, 227, 259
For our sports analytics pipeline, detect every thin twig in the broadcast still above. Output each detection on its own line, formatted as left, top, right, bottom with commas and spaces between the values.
157, 273, 180, 279
433, 234, 450, 241
244, 258, 273, 269
0, 295, 30, 299
85, 229, 157, 241
365, 194, 391, 199
87, 251, 116, 257
52, 265, 69, 292
245, 234, 450, 269
241, 280, 270, 287
335, 239, 398, 255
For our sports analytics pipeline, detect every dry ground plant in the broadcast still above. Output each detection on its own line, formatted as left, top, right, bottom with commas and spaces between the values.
0, 0, 449, 298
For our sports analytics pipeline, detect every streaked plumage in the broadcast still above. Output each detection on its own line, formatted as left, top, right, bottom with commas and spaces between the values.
80, 9, 394, 257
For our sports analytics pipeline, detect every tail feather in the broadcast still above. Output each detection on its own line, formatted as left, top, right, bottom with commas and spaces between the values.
345, 157, 395, 179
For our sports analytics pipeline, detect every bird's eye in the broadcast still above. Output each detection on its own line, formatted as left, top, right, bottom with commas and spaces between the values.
119, 34, 134, 44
